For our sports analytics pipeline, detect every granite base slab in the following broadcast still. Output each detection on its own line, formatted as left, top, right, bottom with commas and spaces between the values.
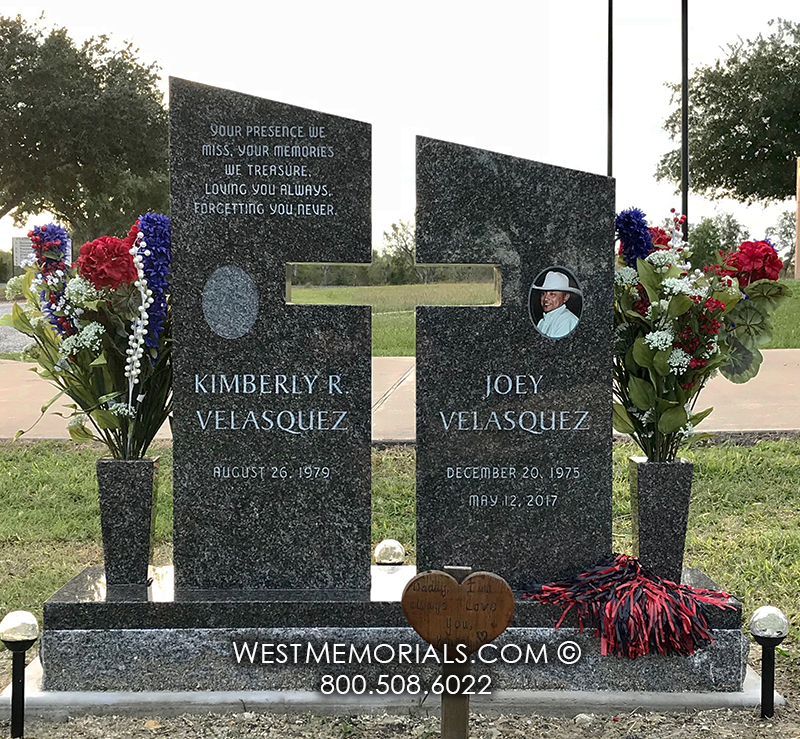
42, 625, 748, 693
41, 566, 747, 694
3, 660, 780, 720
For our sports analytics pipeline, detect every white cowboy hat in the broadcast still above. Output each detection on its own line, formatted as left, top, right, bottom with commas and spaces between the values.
532, 270, 582, 295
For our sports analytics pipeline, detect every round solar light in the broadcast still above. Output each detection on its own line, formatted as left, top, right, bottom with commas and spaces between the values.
374, 539, 406, 566
749, 605, 789, 719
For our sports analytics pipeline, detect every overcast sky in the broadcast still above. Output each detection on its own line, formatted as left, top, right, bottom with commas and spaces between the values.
3, 0, 799, 255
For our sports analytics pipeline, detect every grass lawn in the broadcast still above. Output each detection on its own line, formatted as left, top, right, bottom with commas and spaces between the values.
1, 439, 799, 679
764, 283, 800, 348
291, 283, 497, 356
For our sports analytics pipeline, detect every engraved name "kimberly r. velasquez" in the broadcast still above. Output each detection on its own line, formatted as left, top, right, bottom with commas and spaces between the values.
194, 372, 349, 433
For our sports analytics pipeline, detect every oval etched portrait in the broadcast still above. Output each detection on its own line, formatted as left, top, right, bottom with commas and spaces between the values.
202, 265, 259, 340
528, 267, 583, 339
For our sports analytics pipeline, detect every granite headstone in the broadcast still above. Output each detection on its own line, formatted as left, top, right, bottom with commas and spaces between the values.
170, 78, 371, 591
415, 136, 615, 589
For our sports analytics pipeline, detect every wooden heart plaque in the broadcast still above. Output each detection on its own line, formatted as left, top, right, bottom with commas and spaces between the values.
401, 571, 515, 654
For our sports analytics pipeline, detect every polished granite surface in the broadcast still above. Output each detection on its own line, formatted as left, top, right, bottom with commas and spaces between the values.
44, 565, 741, 631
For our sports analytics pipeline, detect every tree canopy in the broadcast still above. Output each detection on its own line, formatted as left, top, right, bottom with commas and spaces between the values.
0, 15, 169, 245
656, 19, 800, 204
688, 212, 749, 271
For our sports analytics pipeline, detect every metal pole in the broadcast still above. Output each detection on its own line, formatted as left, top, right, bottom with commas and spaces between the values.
761, 644, 776, 718
607, 0, 613, 178
681, 0, 689, 240
11, 650, 25, 738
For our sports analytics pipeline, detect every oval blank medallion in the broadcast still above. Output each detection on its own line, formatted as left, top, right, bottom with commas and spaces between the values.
202, 265, 259, 339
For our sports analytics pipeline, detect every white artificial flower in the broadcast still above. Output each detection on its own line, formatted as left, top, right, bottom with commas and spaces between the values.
614, 266, 639, 286
59, 322, 105, 357
668, 348, 692, 375
645, 329, 674, 351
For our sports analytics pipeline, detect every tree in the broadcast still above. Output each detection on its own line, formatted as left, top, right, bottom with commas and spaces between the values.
765, 210, 796, 274
0, 15, 169, 245
688, 213, 749, 270
657, 19, 800, 203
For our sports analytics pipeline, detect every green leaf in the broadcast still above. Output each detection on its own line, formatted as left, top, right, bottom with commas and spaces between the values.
719, 338, 763, 384
668, 294, 694, 318
628, 376, 656, 411
11, 303, 34, 335
90, 352, 108, 367
0, 313, 13, 328
612, 402, 636, 434
653, 350, 671, 377
689, 407, 714, 427
40, 391, 65, 415
744, 279, 792, 311
714, 291, 739, 312
729, 301, 771, 349
68, 423, 97, 443
635, 259, 660, 302
658, 405, 688, 434
91, 409, 120, 430
632, 337, 655, 367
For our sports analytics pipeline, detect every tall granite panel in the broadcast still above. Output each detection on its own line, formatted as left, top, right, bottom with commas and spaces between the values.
415, 137, 615, 589
170, 79, 371, 590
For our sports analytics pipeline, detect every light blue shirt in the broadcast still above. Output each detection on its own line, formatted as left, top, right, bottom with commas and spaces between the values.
536, 303, 579, 338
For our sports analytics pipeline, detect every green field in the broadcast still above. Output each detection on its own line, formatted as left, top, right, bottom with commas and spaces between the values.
1, 439, 799, 679
764, 285, 800, 348
291, 283, 498, 356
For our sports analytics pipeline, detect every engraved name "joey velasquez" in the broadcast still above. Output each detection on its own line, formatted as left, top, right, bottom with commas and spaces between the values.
194, 373, 348, 433
439, 374, 590, 435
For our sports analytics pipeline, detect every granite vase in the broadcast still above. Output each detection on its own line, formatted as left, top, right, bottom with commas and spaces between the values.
629, 456, 693, 584
96, 458, 158, 587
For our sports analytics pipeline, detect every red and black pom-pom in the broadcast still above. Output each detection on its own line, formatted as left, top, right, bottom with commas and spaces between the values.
523, 554, 736, 658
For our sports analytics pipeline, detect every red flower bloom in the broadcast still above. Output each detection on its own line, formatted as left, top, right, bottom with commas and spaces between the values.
77, 236, 137, 290
723, 240, 782, 286
648, 226, 670, 247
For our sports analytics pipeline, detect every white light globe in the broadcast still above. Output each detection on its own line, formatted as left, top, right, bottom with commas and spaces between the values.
374, 539, 406, 565
750, 606, 789, 639
0, 610, 39, 642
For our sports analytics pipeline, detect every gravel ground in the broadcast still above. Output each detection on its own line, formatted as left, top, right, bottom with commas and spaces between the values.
16, 704, 800, 739
12, 662, 800, 739
0, 300, 32, 354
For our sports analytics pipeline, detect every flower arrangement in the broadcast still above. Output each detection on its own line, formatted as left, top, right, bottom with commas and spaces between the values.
613, 208, 791, 462
3, 215, 172, 459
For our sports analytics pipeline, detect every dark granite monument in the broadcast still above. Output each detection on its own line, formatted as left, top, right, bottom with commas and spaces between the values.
36, 97, 747, 700
169, 78, 372, 590
415, 136, 615, 589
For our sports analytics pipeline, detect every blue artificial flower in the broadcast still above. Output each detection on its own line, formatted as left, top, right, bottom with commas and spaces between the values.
29, 223, 74, 335
136, 212, 171, 355
615, 208, 654, 267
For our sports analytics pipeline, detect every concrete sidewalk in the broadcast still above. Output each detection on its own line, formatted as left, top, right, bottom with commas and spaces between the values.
1, 351, 798, 442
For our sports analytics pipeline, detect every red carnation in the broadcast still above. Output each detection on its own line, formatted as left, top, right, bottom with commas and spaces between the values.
77, 236, 137, 290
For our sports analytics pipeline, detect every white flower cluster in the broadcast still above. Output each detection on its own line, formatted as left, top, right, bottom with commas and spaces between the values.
645, 329, 674, 351
614, 267, 639, 287
125, 232, 155, 395
108, 402, 137, 419
5, 276, 23, 300
668, 348, 692, 375
645, 250, 673, 272
661, 277, 694, 297
64, 277, 104, 307
59, 322, 105, 357
679, 421, 695, 439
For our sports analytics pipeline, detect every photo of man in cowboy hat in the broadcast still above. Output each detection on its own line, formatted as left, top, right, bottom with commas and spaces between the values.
529, 268, 583, 339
